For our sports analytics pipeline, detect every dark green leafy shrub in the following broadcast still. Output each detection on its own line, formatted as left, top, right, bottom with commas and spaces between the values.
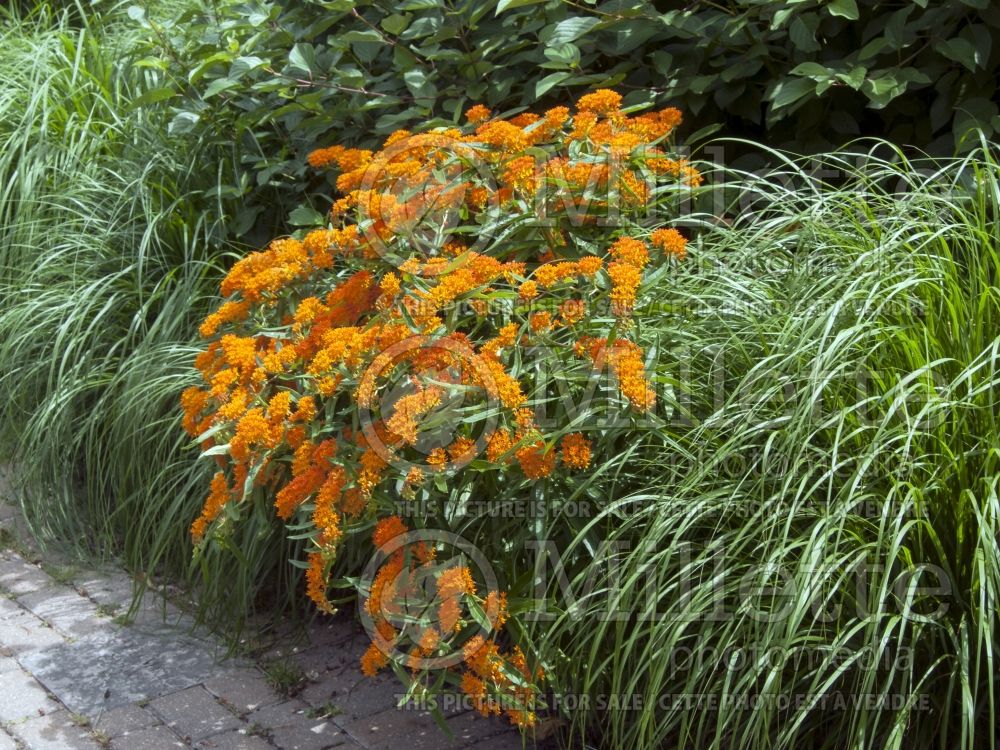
135, 0, 1000, 239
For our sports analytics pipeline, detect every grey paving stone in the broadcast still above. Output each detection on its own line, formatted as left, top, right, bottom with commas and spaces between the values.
125, 598, 195, 632
0, 656, 19, 673
444, 710, 523, 748
0, 608, 65, 656
19, 625, 228, 715
302, 672, 398, 723
18, 585, 108, 638
257, 614, 359, 669
0, 729, 15, 750
467, 731, 533, 749
249, 699, 351, 749
293, 646, 362, 686
8, 708, 102, 750
203, 669, 282, 714
149, 686, 242, 742
0, 667, 60, 722
93, 704, 158, 738
110, 724, 186, 750
296, 632, 386, 712
0, 554, 51, 595
292, 629, 370, 675
75, 571, 134, 609
195, 730, 274, 749
339, 705, 517, 750
0, 595, 23, 619
305, 614, 361, 649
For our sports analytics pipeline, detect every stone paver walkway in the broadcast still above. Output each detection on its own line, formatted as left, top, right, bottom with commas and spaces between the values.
0, 495, 528, 749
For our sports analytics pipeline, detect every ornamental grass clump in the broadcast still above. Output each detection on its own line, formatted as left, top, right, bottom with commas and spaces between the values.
183, 89, 697, 727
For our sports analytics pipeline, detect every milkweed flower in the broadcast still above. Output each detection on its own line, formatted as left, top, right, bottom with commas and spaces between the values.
465, 104, 492, 123
651, 227, 688, 259
561, 433, 592, 469
373, 515, 408, 550
188, 88, 693, 731
576, 88, 622, 115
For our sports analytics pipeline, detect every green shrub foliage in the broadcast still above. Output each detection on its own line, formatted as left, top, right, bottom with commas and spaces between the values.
139, 0, 1000, 238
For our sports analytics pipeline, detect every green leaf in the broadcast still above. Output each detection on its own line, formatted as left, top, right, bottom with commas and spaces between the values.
381, 14, 411, 35
544, 43, 581, 67
789, 62, 831, 79
168, 110, 199, 136
721, 57, 762, 82
339, 29, 385, 43
132, 87, 176, 108
548, 17, 601, 46
496, 0, 547, 13
827, 0, 859, 20
535, 71, 571, 97
231, 56, 266, 78
896, 67, 931, 86
689, 74, 716, 94
770, 6, 797, 30
288, 206, 326, 226
200, 442, 230, 457
962, 24, 992, 69
862, 75, 907, 109
769, 77, 815, 110
936, 38, 979, 71
789, 16, 821, 52
466, 598, 494, 632
404, 68, 437, 99
837, 65, 867, 90
955, 96, 998, 127
858, 37, 888, 60
288, 43, 317, 74
650, 50, 674, 75
884, 7, 913, 48
203, 77, 237, 98
133, 56, 167, 70
713, 83, 743, 108
189, 52, 233, 84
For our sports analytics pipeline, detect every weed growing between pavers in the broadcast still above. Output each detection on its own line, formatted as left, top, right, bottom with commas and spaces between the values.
262, 659, 307, 699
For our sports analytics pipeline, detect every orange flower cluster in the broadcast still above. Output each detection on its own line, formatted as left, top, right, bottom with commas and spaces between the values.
190, 472, 230, 542
460, 637, 543, 728
577, 337, 658, 410
186, 89, 695, 730
560, 433, 593, 469
359, 517, 538, 726
651, 227, 689, 260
